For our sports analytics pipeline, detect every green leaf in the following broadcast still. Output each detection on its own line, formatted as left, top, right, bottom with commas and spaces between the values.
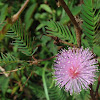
0, 4, 8, 22
0, 76, 9, 95
11, 86, 19, 95
25, 3, 37, 30
39, 4, 52, 14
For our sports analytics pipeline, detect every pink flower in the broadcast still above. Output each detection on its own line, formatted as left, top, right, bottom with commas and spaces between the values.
54, 47, 98, 95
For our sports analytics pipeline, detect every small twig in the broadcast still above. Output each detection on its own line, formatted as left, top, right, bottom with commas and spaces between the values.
90, 84, 95, 100
22, 71, 33, 89
56, 1, 61, 7
29, 55, 56, 65
0, 67, 25, 75
0, 66, 9, 77
38, 55, 56, 62
59, 39, 77, 47
58, 0, 81, 47
32, 56, 37, 61
12, 0, 30, 22
46, 34, 77, 47
95, 75, 100, 98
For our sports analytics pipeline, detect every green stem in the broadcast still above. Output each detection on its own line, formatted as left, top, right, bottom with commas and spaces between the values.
42, 63, 50, 100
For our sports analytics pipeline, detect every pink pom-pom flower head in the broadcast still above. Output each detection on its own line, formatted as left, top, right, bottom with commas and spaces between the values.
53, 47, 98, 95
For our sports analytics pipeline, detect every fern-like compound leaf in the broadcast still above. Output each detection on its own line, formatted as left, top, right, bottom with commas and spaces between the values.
45, 20, 77, 44
81, 0, 100, 47
6, 20, 37, 56
0, 53, 21, 65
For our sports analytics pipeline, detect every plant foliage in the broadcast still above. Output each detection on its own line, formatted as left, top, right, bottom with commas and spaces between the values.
46, 20, 77, 44
0, 0, 100, 100
0, 53, 20, 65
81, 0, 100, 47
6, 20, 38, 56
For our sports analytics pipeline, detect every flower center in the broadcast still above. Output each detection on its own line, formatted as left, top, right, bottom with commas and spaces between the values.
69, 66, 79, 79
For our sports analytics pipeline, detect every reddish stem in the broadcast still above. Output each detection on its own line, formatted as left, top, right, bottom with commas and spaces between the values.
58, 0, 81, 47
